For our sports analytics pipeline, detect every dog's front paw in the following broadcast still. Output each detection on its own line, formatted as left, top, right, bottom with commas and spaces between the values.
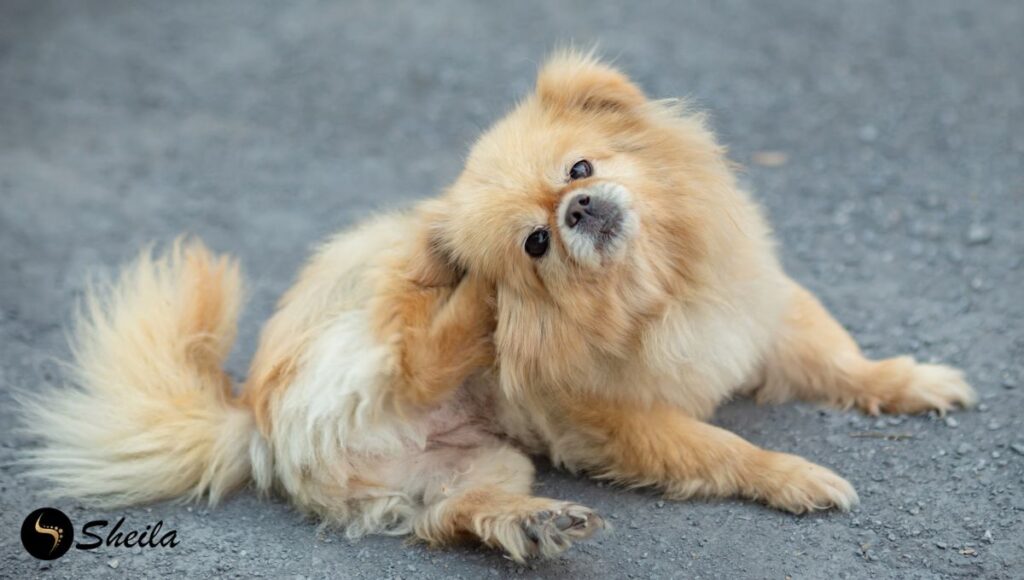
857, 358, 976, 416
895, 363, 976, 414
754, 452, 859, 514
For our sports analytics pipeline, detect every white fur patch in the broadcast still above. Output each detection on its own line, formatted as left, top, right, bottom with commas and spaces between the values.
273, 310, 420, 493
557, 182, 639, 268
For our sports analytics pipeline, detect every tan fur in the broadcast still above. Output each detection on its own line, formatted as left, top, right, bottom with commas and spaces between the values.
23, 50, 973, 561
426, 49, 975, 515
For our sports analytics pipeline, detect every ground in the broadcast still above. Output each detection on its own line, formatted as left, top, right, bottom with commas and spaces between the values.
1, 1, 1022, 578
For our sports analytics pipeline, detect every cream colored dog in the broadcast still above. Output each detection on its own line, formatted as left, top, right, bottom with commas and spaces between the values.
24, 52, 975, 562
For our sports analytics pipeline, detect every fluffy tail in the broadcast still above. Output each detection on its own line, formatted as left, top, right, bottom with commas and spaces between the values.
20, 238, 254, 507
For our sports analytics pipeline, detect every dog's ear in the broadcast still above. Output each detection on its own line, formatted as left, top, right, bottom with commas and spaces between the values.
406, 199, 465, 288
536, 49, 646, 113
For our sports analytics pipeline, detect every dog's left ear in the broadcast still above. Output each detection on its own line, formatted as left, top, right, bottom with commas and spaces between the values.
536, 50, 647, 113
406, 199, 465, 288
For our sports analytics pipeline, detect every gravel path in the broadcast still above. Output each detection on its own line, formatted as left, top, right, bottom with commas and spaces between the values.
2, 1, 1022, 578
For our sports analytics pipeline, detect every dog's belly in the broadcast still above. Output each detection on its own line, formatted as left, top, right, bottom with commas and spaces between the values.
422, 381, 500, 448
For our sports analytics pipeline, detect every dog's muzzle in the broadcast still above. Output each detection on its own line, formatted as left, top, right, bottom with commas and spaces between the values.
557, 182, 637, 266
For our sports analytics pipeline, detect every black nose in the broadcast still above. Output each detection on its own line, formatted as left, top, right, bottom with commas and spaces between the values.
564, 194, 592, 228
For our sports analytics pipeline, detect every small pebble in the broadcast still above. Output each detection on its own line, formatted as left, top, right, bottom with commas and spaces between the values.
935, 541, 948, 549
945, 417, 959, 428
983, 530, 994, 544
957, 443, 974, 455
109, 559, 120, 569
965, 224, 992, 245
1009, 443, 1024, 456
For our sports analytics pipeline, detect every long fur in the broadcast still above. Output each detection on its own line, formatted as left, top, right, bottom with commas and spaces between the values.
20, 239, 252, 506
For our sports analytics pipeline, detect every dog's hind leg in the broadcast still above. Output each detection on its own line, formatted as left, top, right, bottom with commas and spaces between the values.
410, 442, 604, 562
758, 280, 975, 415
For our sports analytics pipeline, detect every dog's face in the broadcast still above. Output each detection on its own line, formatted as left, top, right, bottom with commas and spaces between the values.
425, 52, 741, 390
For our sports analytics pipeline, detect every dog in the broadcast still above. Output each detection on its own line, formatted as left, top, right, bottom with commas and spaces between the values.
22, 51, 975, 562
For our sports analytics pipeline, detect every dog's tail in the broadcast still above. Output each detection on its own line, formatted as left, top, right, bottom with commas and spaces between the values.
20, 238, 254, 507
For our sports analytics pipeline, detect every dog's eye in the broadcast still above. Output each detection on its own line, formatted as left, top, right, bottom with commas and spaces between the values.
569, 159, 593, 181
524, 228, 550, 258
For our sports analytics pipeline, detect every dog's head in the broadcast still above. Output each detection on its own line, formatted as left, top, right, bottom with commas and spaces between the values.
422, 51, 744, 390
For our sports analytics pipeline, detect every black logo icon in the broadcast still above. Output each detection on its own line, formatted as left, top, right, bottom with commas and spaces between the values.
21, 507, 74, 560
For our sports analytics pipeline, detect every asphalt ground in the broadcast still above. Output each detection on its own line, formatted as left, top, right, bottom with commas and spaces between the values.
1, 1, 1022, 578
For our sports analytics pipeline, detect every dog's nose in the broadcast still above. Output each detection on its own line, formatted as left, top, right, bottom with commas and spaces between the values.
564, 194, 592, 228
565, 193, 620, 229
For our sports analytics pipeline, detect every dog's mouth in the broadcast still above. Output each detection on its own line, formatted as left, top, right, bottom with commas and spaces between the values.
557, 182, 637, 267
589, 212, 624, 252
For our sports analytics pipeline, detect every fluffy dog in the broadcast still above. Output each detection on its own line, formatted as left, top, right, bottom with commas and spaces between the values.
23, 51, 975, 561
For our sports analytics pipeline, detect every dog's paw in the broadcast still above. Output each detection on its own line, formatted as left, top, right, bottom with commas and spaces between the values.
756, 452, 859, 514
896, 363, 976, 415
518, 503, 604, 558
857, 360, 976, 416
478, 501, 604, 561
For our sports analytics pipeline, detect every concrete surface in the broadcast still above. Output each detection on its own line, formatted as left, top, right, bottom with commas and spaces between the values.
1, 1, 1022, 578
